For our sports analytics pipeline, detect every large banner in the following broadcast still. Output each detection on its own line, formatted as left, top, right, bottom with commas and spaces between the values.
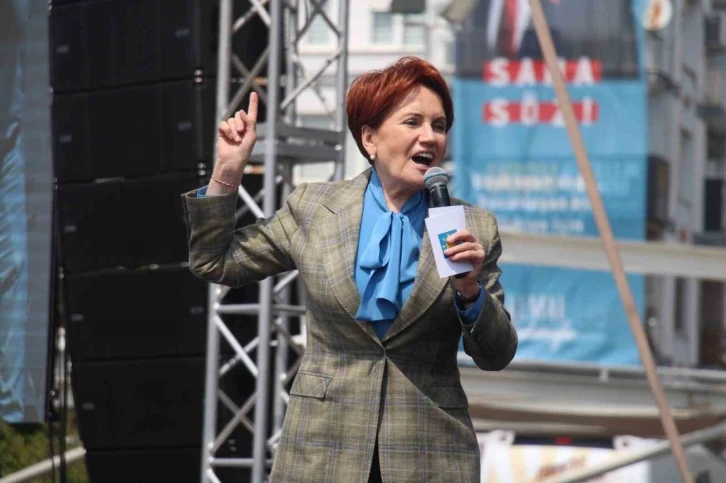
454, 0, 648, 365
1, 0, 53, 422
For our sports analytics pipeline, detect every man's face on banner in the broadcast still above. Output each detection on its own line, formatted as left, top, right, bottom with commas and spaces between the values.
458, 0, 640, 80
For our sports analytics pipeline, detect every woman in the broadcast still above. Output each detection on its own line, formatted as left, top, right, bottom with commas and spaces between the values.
183, 57, 517, 483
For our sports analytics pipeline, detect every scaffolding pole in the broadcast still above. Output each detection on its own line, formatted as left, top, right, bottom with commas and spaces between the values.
202, 0, 349, 481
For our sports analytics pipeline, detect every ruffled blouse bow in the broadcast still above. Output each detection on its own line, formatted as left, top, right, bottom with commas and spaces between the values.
354, 169, 427, 325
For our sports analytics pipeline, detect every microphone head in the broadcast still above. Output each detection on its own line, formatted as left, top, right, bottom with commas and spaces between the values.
424, 167, 449, 190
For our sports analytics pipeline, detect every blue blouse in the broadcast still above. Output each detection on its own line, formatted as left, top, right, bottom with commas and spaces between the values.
353, 169, 484, 339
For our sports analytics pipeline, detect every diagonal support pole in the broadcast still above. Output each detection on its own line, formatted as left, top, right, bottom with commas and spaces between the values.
527, 0, 692, 481
544, 422, 726, 483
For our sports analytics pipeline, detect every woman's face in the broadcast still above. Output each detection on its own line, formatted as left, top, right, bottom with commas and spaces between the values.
363, 85, 448, 193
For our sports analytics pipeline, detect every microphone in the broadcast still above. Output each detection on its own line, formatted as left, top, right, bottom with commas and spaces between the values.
424, 167, 469, 278
423, 167, 451, 208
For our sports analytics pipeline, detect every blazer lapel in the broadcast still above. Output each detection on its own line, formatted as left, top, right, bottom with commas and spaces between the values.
320, 170, 380, 343
382, 223, 448, 342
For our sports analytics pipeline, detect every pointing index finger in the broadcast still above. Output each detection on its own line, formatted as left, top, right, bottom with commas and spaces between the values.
248, 92, 258, 124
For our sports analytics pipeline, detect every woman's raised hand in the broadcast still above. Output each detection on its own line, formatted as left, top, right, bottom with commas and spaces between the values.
214, 92, 258, 185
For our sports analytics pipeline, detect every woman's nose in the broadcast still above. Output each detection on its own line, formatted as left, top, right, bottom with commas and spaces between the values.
419, 124, 435, 142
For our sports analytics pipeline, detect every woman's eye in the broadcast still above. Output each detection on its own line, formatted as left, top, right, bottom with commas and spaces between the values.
405, 119, 417, 125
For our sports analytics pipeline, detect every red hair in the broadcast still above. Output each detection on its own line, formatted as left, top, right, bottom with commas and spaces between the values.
346, 56, 454, 162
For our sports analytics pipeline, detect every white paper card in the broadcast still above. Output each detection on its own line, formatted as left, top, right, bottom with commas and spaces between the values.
428, 206, 460, 218
424, 205, 473, 278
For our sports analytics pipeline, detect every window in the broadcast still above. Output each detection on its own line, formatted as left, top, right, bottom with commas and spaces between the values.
294, 116, 336, 183
679, 129, 694, 206
298, 115, 333, 129
681, 2, 700, 71
707, 130, 725, 160
403, 14, 425, 46
445, 39, 455, 66
372, 12, 394, 44
306, 14, 329, 45
674, 277, 688, 332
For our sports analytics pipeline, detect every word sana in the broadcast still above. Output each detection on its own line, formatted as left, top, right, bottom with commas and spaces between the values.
483, 58, 602, 86
482, 57, 602, 127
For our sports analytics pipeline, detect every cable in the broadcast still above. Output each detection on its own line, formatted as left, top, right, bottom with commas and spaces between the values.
44, 178, 62, 483
51, 178, 69, 483
48, 384, 58, 483
60, 327, 68, 483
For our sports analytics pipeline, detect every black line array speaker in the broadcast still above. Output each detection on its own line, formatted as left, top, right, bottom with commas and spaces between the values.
72, 357, 206, 450
53, 79, 215, 183
57, 173, 200, 273
64, 262, 268, 483
50, 0, 218, 93
72, 358, 261, 483
50, 0, 282, 480
82, 448, 202, 483
50, 0, 277, 94
65, 267, 208, 362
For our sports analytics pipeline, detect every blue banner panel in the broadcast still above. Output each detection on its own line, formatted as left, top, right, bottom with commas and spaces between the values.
454, 0, 648, 365
502, 266, 645, 364
1, 0, 52, 422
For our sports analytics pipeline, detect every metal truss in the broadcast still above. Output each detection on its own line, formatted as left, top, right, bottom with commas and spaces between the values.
202, 1, 349, 482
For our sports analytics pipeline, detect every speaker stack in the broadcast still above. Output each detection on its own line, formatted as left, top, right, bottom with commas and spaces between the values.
50, 1, 272, 481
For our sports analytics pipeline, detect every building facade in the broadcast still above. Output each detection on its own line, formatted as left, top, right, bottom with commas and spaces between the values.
647, 0, 726, 368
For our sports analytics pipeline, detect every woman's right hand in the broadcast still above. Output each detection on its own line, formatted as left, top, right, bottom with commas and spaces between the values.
210, 92, 258, 192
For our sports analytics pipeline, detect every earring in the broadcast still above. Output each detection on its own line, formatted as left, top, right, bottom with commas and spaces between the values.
369, 154, 376, 161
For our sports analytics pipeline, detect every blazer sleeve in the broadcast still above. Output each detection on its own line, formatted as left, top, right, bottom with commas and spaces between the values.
458, 210, 518, 371
181, 183, 307, 288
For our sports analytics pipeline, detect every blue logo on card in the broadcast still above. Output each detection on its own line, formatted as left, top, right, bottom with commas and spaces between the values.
437, 229, 458, 253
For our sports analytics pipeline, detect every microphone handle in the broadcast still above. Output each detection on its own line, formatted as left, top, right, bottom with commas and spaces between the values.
429, 184, 451, 208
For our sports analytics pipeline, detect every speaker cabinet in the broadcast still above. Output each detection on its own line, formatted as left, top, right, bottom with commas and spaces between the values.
52, 79, 215, 183
84, 448, 202, 483
65, 266, 208, 362
50, 0, 218, 92
73, 357, 205, 450
58, 173, 201, 274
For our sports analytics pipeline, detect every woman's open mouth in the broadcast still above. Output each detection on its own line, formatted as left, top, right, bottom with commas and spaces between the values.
411, 151, 434, 166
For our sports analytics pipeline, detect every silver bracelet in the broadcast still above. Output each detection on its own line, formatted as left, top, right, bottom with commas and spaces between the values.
211, 176, 237, 188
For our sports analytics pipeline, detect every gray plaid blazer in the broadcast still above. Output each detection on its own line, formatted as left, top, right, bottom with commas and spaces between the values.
182, 168, 517, 483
